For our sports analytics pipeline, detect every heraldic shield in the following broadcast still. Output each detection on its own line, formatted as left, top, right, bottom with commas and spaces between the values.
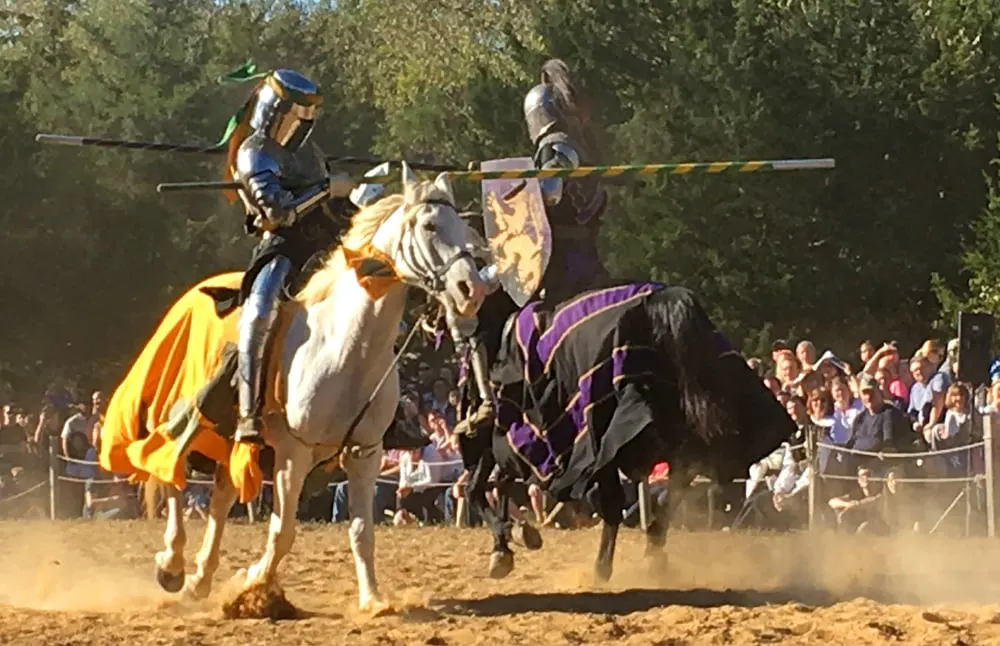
481, 157, 552, 307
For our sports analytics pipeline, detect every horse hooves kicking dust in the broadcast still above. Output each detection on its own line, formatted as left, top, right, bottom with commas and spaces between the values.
154, 566, 185, 594
221, 582, 298, 620
512, 522, 543, 551
488, 550, 515, 579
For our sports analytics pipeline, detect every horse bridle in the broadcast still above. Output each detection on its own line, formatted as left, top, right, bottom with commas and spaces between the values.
395, 198, 474, 295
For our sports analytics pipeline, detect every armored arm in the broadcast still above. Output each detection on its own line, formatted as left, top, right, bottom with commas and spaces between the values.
236, 146, 340, 229
535, 140, 581, 206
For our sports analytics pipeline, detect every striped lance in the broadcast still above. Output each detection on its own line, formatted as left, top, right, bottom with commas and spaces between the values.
448, 157, 836, 182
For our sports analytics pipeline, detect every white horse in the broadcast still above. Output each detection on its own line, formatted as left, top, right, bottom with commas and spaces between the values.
117, 164, 486, 613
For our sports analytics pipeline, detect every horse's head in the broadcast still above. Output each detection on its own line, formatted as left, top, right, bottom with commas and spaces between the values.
372, 162, 488, 320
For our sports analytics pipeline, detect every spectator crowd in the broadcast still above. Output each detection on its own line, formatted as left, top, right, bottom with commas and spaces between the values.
742, 336, 998, 535
1, 330, 998, 537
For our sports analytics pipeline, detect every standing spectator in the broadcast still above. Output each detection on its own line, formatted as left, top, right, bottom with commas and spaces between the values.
774, 350, 800, 389
859, 340, 876, 366
908, 355, 950, 442
942, 338, 960, 380
771, 340, 791, 364
796, 340, 817, 372
427, 378, 452, 419
830, 375, 862, 444
0, 404, 26, 447
923, 383, 971, 474
847, 374, 910, 468
446, 389, 461, 428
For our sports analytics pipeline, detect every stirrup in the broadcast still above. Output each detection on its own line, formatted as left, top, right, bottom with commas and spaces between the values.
235, 416, 267, 445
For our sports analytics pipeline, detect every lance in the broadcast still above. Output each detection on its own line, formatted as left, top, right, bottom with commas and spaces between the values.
34, 133, 461, 172
448, 157, 836, 181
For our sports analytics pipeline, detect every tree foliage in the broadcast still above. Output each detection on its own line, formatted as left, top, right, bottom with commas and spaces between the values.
2, 0, 1000, 393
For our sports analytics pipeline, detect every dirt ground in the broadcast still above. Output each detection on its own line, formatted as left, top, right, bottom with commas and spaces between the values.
1, 520, 1000, 645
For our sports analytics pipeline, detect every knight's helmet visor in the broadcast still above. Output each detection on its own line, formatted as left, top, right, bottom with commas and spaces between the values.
523, 82, 561, 145
250, 69, 322, 151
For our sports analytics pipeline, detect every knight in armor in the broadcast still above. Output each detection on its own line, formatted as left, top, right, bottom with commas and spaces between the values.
229, 69, 358, 445
457, 59, 613, 434
524, 58, 611, 304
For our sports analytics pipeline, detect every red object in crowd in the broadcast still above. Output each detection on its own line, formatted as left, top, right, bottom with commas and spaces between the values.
650, 461, 669, 479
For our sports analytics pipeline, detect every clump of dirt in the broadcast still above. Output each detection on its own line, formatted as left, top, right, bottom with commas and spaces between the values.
221, 581, 298, 620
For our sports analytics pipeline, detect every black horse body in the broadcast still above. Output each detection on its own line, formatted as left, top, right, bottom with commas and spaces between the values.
456, 280, 794, 580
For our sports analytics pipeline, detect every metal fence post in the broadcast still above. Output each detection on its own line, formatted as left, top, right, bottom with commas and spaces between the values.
47, 435, 58, 521
985, 415, 995, 538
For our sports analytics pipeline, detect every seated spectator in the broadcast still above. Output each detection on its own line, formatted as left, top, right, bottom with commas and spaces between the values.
622, 461, 669, 527
84, 474, 138, 520
746, 395, 810, 499
828, 465, 893, 534
394, 447, 446, 525
331, 449, 400, 524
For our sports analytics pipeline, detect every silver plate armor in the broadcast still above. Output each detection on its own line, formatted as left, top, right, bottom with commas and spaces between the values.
523, 82, 562, 146
535, 137, 581, 206
237, 255, 292, 426
249, 69, 319, 151
236, 140, 331, 230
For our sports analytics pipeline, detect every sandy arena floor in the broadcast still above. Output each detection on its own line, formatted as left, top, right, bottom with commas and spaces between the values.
1, 519, 1000, 645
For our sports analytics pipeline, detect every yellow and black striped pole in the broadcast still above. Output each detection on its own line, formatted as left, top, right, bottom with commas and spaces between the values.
450, 157, 835, 181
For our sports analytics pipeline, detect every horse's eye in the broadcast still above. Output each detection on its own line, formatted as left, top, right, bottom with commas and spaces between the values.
423, 221, 437, 232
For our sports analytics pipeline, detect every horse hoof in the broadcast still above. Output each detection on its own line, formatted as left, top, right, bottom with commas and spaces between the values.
156, 566, 185, 594
594, 562, 613, 584
488, 550, 514, 579
513, 522, 543, 551
183, 579, 212, 601
360, 597, 393, 617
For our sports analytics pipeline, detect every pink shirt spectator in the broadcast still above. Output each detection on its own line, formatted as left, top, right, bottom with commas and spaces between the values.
888, 379, 908, 403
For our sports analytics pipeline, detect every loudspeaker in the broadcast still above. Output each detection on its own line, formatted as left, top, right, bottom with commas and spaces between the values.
957, 311, 995, 386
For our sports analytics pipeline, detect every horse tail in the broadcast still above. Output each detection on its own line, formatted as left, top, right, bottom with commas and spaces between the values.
539, 58, 602, 161
645, 286, 732, 442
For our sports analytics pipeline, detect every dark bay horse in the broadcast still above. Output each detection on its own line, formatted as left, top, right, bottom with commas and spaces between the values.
454, 281, 794, 582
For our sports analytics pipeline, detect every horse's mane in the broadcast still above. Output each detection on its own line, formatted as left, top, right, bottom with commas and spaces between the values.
293, 180, 454, 307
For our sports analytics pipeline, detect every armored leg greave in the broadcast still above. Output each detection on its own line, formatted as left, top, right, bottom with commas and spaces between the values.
236, 256, 292, 444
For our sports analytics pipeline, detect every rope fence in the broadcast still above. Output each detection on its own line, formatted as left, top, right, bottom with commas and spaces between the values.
19, 417, 1000, 537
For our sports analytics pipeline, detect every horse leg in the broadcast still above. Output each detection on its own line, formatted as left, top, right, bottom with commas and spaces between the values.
185, 462, 238, 599
153, 482, 187, 593
511, 483, 543, 551
594, 470, 626, 584
467, 455, 514, 578
341, 445, 387, 614
644, 483, 670, 561
245, 439, 312, 589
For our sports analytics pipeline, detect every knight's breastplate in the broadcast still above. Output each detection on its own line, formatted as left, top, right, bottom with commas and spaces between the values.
248, 137, 347, 232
